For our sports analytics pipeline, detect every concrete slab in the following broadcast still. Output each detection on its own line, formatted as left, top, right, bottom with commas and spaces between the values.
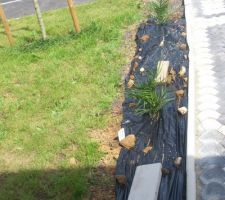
128, 163, 162, 200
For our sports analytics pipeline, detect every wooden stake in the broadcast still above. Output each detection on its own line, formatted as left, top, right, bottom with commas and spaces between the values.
0, 4, 13, 45
67, 0, 80, 33
33, 0, 47, 40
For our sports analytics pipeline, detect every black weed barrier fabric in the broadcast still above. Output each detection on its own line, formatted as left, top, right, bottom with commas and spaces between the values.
115, 18, 189, 200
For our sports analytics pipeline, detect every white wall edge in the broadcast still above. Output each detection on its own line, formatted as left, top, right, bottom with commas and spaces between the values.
184, 0, 197, 200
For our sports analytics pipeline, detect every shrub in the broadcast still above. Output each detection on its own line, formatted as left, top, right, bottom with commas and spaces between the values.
127, 70, 173, 119
149, 0, 170, 24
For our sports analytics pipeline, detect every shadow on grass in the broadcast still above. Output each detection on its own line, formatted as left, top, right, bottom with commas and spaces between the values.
0, 166, 115, 200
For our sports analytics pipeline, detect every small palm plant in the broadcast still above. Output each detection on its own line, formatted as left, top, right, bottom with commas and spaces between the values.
149, 0, 170, 24
128, 70, 173, 120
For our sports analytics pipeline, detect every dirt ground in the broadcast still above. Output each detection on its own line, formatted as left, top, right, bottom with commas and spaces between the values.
88, 25, 138, 200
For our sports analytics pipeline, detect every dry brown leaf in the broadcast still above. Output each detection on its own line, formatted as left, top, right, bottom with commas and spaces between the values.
143, 145, 153, 154
178, 66, 186, 77
140, 34, 150, 42
127, 79, 134, 88
129, 103, 136, 108
116, 175, 127, 185
133, 62, 139, 71
130, 75, 135, 80
166, 75, 173, 84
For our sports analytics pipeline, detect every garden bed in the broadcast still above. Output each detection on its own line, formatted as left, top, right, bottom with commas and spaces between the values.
115, 1, 189, 199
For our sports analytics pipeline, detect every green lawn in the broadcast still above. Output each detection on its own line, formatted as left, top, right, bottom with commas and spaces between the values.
0, 0, 141, 199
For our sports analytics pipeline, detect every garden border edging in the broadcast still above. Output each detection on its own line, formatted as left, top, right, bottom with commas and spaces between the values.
184, 0, 196, 200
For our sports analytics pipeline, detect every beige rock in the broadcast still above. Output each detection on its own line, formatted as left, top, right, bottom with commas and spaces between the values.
127, 79, 134, 88
181, 32, 187, 37
116, 175, 127, 185
176, 89, 184, 97
174, 157, 182, 167
183, 77, 188, 82
179, 43, 187, 50
178, 106, 188, 115
119, 134, 136, 150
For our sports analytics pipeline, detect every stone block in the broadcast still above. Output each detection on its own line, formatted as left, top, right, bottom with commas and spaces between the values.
128, 163, 162, 200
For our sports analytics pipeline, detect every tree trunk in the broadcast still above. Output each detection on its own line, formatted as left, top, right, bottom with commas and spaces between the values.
0, 4, 13, 45
33, 0, 47, 40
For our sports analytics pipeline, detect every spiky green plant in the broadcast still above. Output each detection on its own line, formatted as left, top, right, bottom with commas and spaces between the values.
128, 70, 173, 119
149, 0, 170, 24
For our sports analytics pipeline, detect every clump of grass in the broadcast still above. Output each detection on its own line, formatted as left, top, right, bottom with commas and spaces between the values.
149, 0, 170, 24
128, 70, 172, 119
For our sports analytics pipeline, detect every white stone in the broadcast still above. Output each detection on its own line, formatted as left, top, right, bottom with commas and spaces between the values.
128, 163, 162, 200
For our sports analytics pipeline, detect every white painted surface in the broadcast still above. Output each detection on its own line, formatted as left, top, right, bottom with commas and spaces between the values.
2, 0, 22, 5
184, 0, 197, 199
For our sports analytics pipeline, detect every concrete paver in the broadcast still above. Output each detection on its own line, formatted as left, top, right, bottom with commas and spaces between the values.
185, 0, 225, 199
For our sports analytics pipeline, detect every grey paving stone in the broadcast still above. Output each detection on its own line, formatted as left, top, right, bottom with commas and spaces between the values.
200, 166, 225, 185
186, 0, 225, 197
218, 115, 225, 125
199, 130, 225, 143
198, 141, 225, 157
198, 156, 225, 169
201, 182, 225, 200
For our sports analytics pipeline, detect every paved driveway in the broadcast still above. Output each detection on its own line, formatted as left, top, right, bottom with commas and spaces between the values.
0, 0, 91, 19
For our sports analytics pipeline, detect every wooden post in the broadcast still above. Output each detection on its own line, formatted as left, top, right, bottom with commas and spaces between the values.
0, 4, 13, 45
33, 0, 47, 40
67, 0, 80, 33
